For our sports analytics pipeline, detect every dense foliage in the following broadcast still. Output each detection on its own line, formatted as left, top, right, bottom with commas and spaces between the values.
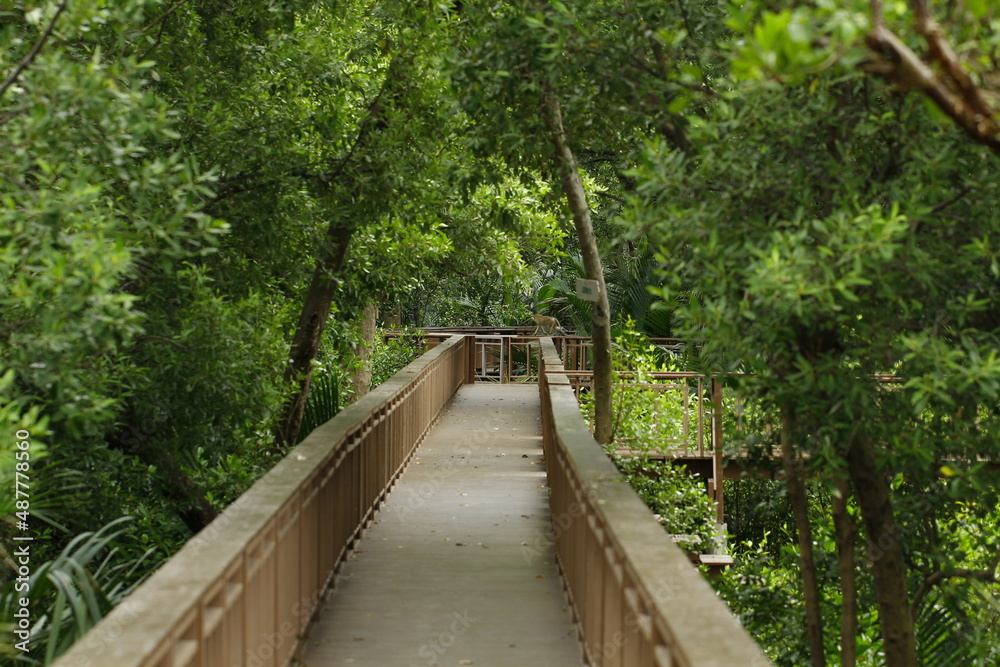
3, 0, 1000, 664
0, 1, 564, 661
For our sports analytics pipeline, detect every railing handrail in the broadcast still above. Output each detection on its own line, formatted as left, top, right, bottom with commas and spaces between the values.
538, 337, 772, 667
53, 335, 471, 667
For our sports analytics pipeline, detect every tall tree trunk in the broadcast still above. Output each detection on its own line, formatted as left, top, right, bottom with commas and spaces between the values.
832, 475, 857, 667
272, 223, 354, 449
540, 87, 614, 444
349, 299, 379, 402
781, 403, 827, 667
271, 53, 411, 450
845, 432, 918, 666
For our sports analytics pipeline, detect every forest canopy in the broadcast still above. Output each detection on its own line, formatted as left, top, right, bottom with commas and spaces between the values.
2, 0, 999, 664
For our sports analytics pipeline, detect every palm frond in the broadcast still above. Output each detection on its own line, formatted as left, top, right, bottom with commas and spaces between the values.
1, 516, 155, 664
915, 590, 978, 666
299, 368, 341, 442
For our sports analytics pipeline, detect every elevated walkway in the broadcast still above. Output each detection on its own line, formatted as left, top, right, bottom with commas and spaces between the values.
299, 384, 583, 665
53, 335, 771, 667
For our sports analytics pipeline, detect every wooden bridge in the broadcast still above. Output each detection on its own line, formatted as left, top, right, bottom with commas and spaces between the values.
53, 335, 771, 667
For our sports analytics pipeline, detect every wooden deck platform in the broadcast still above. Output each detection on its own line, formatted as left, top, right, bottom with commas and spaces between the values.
298, 384, 584, 666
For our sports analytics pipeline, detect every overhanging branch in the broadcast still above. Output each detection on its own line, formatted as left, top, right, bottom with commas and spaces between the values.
0, 0, 70, 99
864, 2, 1000, 154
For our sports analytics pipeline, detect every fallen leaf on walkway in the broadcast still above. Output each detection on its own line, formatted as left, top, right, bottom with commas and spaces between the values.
455, 542, 466, 546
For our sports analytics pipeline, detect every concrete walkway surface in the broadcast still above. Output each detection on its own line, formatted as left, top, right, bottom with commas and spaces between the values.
298, 384, 584, 667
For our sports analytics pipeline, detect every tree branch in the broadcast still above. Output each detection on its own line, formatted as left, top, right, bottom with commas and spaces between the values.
911, 566, 999, 615
135, 0, 189, 36
593, 190, 625, 205
138, 20, 167, 62
927, 186, 973, 217
0, 0, 70, 99
870, 0, 885, 32
864, 4, 1000, 154
909, 0, 993, 118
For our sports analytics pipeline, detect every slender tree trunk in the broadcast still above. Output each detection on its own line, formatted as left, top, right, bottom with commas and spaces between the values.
273, 224, 354, 449
845, 432, 918, 666
540, 87, 614, 444
271, 52, 411, 450
349, 299, 379, 402
781, 403, 827, 667
832, 475, 857, 667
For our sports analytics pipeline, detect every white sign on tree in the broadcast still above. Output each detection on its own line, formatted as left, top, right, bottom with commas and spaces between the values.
576, 278, 600, 302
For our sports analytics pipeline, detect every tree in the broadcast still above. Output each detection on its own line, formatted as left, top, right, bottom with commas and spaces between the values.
539, 87, 615, 443
627, 6, 1000, 661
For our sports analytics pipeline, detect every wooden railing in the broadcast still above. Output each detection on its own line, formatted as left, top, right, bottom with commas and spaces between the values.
557, 369, 728, 523
54, 332, 772, 667
52, 335, 472, 667
538, 338, 771, 667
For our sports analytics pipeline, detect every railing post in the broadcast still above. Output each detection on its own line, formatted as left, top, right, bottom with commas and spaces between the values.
711, 376, 725, 524
500, 336, 508, 383
465, 334, 477, 384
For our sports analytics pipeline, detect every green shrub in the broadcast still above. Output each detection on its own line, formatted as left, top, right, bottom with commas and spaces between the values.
610, 455, 717, 553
